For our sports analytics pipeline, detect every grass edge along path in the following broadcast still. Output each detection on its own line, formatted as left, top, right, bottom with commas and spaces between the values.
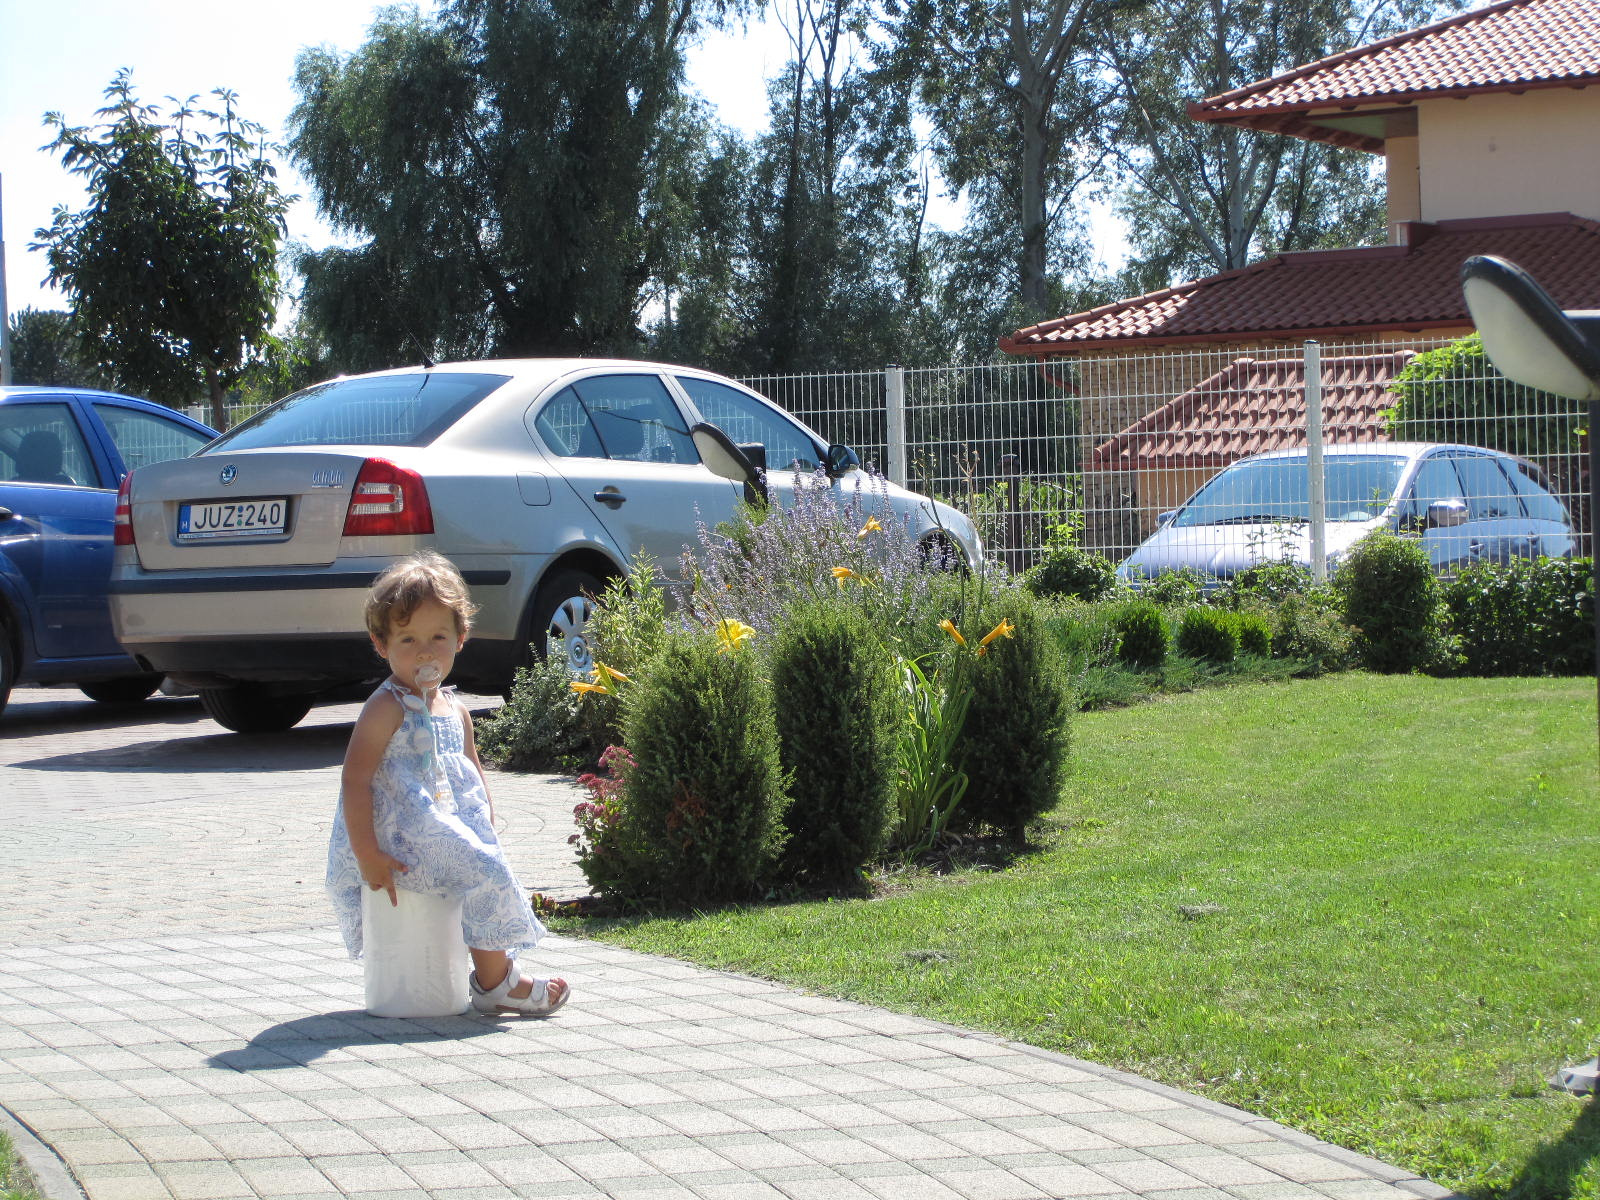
567, 674, 1600, 1200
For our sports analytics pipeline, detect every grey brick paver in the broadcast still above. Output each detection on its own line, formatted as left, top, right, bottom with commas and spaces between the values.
1, 687, 1451, 1200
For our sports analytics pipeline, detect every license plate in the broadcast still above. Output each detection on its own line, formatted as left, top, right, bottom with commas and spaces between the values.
177, 497, 288, 540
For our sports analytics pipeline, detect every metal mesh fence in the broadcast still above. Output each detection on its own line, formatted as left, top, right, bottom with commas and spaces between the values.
215, 339, 1591, 580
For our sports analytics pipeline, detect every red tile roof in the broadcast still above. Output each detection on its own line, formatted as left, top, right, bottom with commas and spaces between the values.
1002, 213, 1600, 354
1088, 352, 1412, 472
1190, 0, 1600, 149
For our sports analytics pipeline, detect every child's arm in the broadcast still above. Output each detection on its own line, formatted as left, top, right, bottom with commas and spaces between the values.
458, 698, 496, 827
341, 691, 409, 906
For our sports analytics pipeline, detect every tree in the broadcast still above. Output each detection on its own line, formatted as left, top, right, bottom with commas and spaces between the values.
33, 70, 290, 426
657, 0, 945, 373
1103, 0, 1456, 289
879, 0, 1125, 336
289, 0, 728, 371
6, 308, 116, 390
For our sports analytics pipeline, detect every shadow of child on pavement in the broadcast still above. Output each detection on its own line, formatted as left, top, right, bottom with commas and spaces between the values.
205, 1009, 498, 1070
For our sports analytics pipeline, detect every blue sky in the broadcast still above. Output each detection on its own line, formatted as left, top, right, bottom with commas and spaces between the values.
0, 0, 1122, 320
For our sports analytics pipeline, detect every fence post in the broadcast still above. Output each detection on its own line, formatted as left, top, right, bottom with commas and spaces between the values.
885, 365, 907, 488
1305, 340, 1327, 583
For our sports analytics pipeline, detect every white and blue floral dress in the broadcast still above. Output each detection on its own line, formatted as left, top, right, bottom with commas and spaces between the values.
326, 681, 547, 959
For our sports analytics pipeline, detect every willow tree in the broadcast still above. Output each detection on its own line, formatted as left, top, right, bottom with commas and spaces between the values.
33, 70, 289, 425
290, 0, 731, 370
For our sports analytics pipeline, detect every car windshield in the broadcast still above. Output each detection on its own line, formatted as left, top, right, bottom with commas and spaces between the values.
204, 373, 510, 451
1173, 454, 1408, 528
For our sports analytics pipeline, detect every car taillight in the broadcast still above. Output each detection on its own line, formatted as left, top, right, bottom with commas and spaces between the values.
113, 473, 135, 546
343, 458, 434, 536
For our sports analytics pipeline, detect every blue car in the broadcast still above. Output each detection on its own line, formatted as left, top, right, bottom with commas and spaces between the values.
0, 386, 216, 716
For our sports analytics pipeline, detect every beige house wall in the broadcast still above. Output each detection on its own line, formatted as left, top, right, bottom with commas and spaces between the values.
1416, 89, 1600, 224
1385, 135, 1421, 234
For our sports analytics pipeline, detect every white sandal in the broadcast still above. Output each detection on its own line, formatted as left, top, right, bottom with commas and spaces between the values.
470, 968, 570, 1016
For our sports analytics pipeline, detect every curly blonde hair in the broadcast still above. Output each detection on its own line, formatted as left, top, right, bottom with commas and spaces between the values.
365, 551, 478, 642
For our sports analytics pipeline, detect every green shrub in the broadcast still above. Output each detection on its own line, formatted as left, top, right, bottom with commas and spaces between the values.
947, 588, 1072, 842
1026, 544, 1118, 602
1114, 600, 1169, 669
595, 630, 789, 907
1176, 606, 1238, 663
1141, 566, 1207, 606
475, 653, 587, 772
1232, 609, 1272, 658
1443, 557, 1596, 676
1334, 532, 1453, 673
769, 602, 900, 888
1217, 560, 1316, 608
1269, 591, 1354, 676
578, 558, 670, 757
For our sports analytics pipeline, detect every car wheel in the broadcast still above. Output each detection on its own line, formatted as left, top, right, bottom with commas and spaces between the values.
0, 619, 14, 719
199, 685, 315, 733
919, 532, 967, 572
79, 675, 163, 704
531, 568, 607, 679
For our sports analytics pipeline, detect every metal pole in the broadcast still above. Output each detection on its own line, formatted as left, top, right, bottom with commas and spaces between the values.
886, 365, 907, 488
1591, 399, 1598, 768
1305, 340, 1326, 582
0, 173, 13, 386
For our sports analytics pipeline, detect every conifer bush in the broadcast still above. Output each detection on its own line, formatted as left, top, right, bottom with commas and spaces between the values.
769, 602, 899, 888
1176, 606, 1238, 663
1232, 609, 1273, 658
611, 629, 789, 907
1114, 600, 1169, 668
1334, 532, 1453, 673
948, 588, 1072, 842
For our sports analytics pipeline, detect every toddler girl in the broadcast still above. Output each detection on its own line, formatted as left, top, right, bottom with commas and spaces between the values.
326, 551, 569, 1016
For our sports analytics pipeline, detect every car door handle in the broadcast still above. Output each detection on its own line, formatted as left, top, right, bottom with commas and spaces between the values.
593, 489, 627, 509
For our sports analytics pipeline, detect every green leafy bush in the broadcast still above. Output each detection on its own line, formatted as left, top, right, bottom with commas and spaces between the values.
1025, 541, 1118, 602
1232, 609, 1272, 658
577, 558, 670, 757
1269, 592, 1354, 676
1141, 567, 1207, 606
1113, 600, 1169, 669
585, 630, 788, 907
1334, 532, 1452, 673
1217, 560, 1316, 608
769, 602, 900, 888
1443, 557, 1596, 676
1176, 606, 1238, 663
475, 653, 586, 772
947, 588, 1072, 842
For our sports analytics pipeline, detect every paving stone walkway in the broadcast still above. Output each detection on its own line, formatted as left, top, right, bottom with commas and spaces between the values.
0, 686, 1453, 1200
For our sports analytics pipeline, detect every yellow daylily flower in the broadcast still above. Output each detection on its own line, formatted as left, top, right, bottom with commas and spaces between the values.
832, 566, 861, 587
976, 618, 1015, 656
857, 516, 883, 538
715, 618, 756, 653
595, 663, 630, 684
939, 618, 966, 646
570, 681, 610, 695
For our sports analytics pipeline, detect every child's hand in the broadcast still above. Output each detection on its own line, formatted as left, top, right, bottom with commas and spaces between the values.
358, 853, 409, 907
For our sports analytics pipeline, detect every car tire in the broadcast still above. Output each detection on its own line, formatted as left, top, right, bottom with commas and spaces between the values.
199, 685, 315, 733
0, 618, 14, 719
79, 675, 163, 704
530, 568, 607, 679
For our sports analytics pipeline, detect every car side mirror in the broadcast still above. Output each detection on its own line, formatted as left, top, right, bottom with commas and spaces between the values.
825, 443, 860, 478
1427, 499, 1468, 529
1156, 510, 1177, 528
691, 422, 768, 505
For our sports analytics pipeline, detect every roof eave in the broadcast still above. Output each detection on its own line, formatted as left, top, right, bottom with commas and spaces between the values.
1001, 317, 1473, 357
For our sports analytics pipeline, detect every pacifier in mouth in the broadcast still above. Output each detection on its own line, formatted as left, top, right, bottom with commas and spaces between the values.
415, 663, 443, 688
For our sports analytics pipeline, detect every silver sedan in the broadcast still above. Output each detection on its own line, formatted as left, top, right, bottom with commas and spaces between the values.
110, 359, 980, 731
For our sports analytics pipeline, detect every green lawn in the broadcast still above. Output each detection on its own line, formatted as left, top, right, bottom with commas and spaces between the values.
567, 674, 1600, 1200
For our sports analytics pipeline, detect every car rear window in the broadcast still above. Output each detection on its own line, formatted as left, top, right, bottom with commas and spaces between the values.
1174, 454, 1408, 527
204, 373, 510, 451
